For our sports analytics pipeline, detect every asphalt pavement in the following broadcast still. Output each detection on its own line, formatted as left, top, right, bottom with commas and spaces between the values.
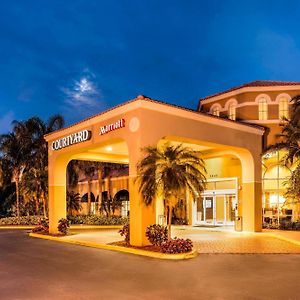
1, 230, 300, 300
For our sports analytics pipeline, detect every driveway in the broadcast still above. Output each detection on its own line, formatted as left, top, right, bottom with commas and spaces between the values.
67, 226, 300, 253
1, 229, 300, 300
174, 226, 300, 253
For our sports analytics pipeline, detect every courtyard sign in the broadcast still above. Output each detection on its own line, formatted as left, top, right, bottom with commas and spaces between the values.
51, 130, 92, 151
99, 118, 125, 135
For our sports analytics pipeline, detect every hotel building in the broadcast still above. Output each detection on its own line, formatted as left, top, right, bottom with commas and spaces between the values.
45, 80, 300, 246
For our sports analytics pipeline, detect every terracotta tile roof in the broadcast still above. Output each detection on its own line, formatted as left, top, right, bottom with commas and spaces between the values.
45, 94, 265, 139
200, 80, 300, 102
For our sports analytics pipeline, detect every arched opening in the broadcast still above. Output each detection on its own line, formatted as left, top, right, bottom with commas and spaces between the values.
279, 97, 289, 119
210, 103, 222, 117
114, 189, 129, 217
81, 192, 96, 214
58, 138, 129, 224
225, 99, 238, 121
155, 137, 245, 228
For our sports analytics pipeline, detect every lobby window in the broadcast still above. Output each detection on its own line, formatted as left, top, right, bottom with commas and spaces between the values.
279, 97, 289, 119
212, 106, 220, 117
228, 104, 236, 120
258, 98, 268, 120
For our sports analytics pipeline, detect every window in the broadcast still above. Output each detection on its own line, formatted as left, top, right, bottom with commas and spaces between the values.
279, 97, 289, 119
228, 104, 236, 120
212, 107, 220, 117
258, 98, 268, 120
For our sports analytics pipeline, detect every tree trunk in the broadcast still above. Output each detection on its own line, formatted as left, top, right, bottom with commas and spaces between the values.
35, 181, 39, 215
42, 192, 47, 217
15, 177, 20, 219
167, 205, 172, 241
87, 180, 91, 214
98, 167, 102, 215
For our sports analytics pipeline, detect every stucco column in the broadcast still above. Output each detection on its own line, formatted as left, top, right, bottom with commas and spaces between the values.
241, 181, 262, 231
239, 151, 262, 232
128, 138, 157, 246
48, 154, 68, 234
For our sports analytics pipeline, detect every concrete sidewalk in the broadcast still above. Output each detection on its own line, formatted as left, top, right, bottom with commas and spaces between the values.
263, 229, 300, 246
173, 226, 300, 253
62, 226, 300, 254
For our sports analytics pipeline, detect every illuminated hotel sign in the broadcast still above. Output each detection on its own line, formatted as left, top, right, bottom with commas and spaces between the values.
100, 118, 125, 135
51, 130, 92, 151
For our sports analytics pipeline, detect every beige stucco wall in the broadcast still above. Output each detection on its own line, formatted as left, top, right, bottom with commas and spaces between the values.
199, 87, 300, 146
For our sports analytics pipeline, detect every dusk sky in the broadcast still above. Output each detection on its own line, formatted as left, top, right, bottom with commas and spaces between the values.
1, 0, 300, 133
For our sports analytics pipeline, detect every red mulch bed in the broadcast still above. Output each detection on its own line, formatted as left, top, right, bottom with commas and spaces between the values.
31, 230, 75, 237
109, 241, 161, 252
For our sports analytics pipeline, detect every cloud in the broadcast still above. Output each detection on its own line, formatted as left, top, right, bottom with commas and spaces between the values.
61, 69, 105, 119
0, 111, 15, 134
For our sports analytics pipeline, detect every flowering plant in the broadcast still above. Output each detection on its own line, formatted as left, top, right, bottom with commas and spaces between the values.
160, 237, 193, 254
119, 224, 130, 245
145, 224, 168, 246
58, 218, 70, 235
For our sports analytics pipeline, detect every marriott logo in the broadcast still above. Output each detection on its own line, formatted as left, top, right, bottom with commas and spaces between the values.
100, 119, 125, 135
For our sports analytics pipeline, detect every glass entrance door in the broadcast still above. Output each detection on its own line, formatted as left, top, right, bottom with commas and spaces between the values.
194, 194, 237, 225
225, 195, 237, 225
204, 196, 214, 224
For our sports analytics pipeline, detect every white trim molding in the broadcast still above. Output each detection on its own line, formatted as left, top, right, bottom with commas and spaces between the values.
275, 93, 291, 104
200, 85, 300, 104
241, 119, 281, 124
209, 103, 222, 114
224, 98, 238, 110
255, 93, 272, 104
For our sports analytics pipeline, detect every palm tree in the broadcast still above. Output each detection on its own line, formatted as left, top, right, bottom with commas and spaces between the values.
0, 158, 15, 216
0, 131, 30, 217
21, 167, 48, 216
77, 160, 99, 214
23, 115, 64, 216
0, 115, 64, 218
136, 143, 207, 240
100, 192, 123, 217
66, 160, 80, 192
67, 191, 82, 215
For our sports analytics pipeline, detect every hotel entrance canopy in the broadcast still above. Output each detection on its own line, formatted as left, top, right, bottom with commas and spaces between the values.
45, 95, 265, 246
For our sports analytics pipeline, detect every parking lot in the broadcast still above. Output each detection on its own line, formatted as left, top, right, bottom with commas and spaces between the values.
1, 229, 300, 299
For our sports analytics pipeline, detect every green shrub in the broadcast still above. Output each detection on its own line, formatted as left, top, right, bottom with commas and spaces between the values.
279, 221, 300, 230
0, 216, 42, 226
146, 224, 168, 246
160, 238, 193, 254
58, 218, 70, 235
67, 215, 128, 226
119, 224, 130, 245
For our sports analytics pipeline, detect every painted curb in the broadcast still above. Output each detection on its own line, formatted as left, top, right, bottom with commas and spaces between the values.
0, 226, 34, 229
70, 225, 123, 230
29, 233, 198, 260
0, 225, 123, 230
264, 233, 300, 247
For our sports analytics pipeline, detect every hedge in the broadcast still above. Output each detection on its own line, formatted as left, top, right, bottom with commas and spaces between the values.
0, 216, 42, 226
0, 215, 129, 226
67, 215, 129, 225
